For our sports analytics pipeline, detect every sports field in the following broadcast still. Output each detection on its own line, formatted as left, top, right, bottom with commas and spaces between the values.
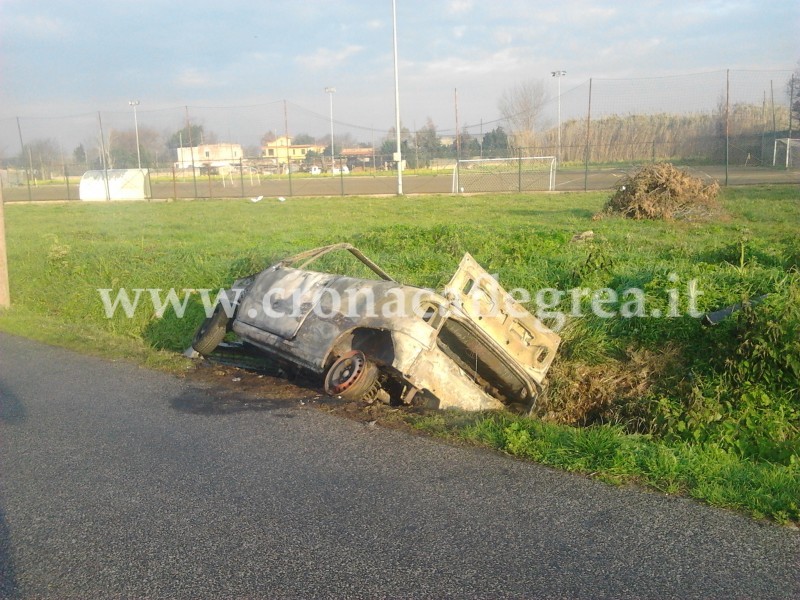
2, 165, 798, 202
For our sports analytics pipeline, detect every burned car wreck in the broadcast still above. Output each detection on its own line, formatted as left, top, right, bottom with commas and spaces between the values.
190, 243, 560, 412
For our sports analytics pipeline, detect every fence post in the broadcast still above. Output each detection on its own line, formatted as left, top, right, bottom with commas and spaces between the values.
16, 118, 32, 203
518, 150, 522, 192
725, 69, 730, 186
186, 106, 198, 199
788, 76, 795, 169
64, 165, 71, 201
584, 78, 592, 192
98, 112, 111, 201
339, 156, 345, 196
239, 158, 244, 198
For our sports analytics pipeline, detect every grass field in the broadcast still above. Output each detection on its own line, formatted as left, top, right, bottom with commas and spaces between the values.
1, 186, 798, 522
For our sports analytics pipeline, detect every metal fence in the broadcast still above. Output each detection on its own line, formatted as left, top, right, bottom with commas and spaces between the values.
1, 68, 797, 201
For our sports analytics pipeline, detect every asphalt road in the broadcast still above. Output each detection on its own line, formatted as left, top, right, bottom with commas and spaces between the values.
1, 333, 798, 599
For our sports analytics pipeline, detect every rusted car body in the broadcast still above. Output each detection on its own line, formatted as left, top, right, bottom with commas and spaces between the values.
191, 244, 560, 412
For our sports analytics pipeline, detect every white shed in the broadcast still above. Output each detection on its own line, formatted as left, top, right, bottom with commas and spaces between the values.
79, 169, 152, 201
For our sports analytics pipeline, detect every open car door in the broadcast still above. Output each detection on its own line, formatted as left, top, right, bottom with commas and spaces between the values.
443, 253, 561, 390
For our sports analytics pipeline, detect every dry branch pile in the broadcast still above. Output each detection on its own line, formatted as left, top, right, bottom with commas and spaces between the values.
598, 162, 720, 220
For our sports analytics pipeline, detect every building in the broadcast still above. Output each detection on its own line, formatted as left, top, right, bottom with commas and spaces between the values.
175, 143, 244, 170
340, 147, 375, 171
261, 136, 326, 164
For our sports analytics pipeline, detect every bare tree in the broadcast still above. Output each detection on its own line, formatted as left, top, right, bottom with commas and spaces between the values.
18, 138, 61, 179
108, 127, 162, 168
787, 59, 800, 126
498, 79, 548, 153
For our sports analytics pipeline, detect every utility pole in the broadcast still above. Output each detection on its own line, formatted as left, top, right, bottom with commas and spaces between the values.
0, 185, 10, 308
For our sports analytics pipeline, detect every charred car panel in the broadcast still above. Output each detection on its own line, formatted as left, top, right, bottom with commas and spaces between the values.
190, 243, 560, 412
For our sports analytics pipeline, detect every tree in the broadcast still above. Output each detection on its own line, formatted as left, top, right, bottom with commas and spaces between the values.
260, 130, 277, 145
788, 60, 800, 127
457, 127, 481, 158
321, 131, 356, 156
293, 133, 316, 145
166, 124, 213, 149
18, 138, 60, 179
138, 127, 164, 168
73, 144, 87, 167
380, 125, 411, 155
305, 150, 322, 164
498, 79, 548, 152
416, 118, 441, 163
482, 127, 509, 158
109, 130, 138, 168
107, 127, 162, 168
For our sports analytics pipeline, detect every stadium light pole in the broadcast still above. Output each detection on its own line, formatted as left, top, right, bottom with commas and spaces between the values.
324, 87, 336, 171
391, 0, 403, 195
551, 71, 566, 163
129, 100, 141, 169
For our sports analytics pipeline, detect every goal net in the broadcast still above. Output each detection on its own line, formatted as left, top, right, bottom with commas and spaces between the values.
452, 156, 556, 193
772, 138, 800, 169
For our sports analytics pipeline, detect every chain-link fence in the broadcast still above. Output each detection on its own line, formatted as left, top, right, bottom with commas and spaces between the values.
1, 69, 797, 201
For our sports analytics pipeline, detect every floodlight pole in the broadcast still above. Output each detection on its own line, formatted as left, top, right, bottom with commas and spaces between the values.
129, 100, 141, 169
551, 70, 566, 164
392, 0, 403, 195
325, 87, 336, 171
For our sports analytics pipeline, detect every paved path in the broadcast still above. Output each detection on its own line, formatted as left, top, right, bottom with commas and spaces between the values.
1, 333, 798, 598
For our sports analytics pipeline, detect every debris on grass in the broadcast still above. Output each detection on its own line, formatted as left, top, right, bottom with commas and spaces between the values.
597, 162, 720, 221
570, 230, 595, 243
537, 345, 681, 430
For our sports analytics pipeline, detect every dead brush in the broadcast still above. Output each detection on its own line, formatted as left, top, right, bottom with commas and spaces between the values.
537, 345, 681, 431
597, 162, 720, 221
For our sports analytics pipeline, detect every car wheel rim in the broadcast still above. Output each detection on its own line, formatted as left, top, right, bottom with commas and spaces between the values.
325, 350, 368, 395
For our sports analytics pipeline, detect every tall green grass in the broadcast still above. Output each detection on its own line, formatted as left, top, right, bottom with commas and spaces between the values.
1, 186, 798, 520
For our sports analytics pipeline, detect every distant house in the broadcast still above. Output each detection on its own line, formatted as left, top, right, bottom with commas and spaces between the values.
341, 147, 375, 170
175, 143, 243, 170
261, 136, 326, 164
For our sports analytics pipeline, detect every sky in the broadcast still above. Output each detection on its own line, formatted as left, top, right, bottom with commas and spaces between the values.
1, 0, 798, 151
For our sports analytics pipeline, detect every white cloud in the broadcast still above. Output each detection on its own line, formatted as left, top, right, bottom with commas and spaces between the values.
175, 68, 222, 88
6, 13, 67, 38
295, 45, 364, 69
447, 0, 474, 14
421, 47, 524, 76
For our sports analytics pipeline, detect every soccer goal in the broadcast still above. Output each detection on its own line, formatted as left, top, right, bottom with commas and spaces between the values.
772, 138, 800, 169
452, 156, 556, 193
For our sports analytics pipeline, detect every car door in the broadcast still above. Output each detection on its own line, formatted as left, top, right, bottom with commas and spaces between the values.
443, 253, 561, 386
